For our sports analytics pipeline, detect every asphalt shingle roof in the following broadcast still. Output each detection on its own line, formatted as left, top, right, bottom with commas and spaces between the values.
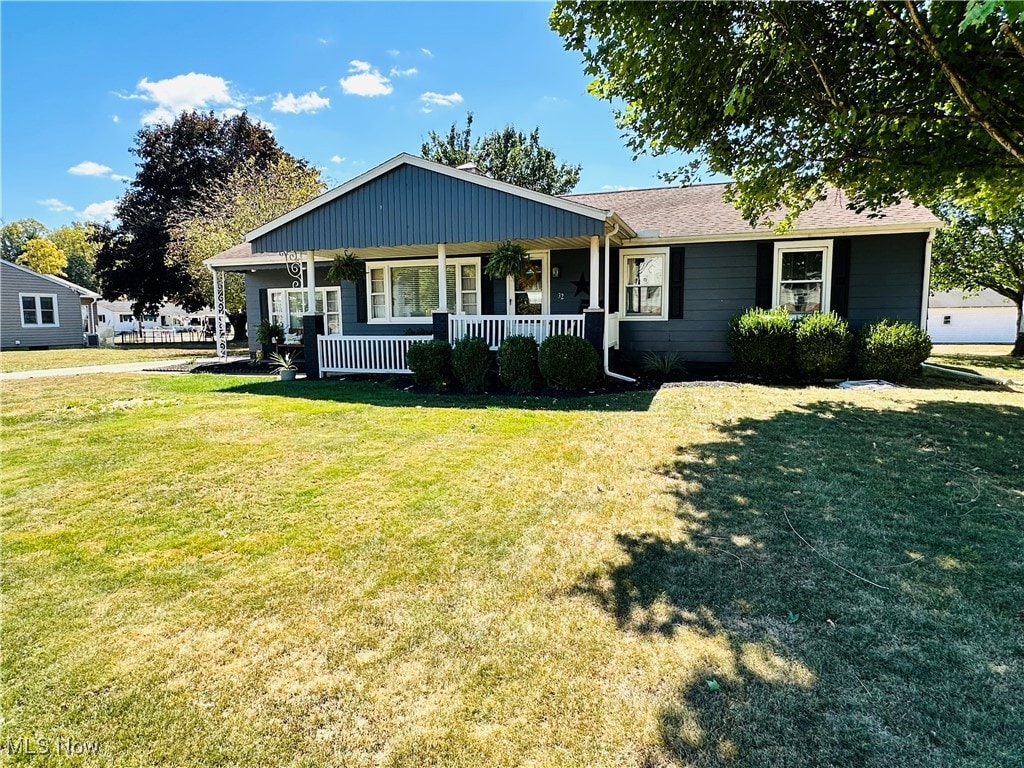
563, 183, 941, 238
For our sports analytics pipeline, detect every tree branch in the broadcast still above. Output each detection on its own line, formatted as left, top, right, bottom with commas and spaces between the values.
1001, 21, 1024, 59
881, 1, 1024, 165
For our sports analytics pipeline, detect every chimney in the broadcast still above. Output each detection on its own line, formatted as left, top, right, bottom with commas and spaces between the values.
456, 162, 481, 175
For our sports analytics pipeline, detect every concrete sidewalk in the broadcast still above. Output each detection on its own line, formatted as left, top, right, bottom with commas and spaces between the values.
0, 356, 247, 381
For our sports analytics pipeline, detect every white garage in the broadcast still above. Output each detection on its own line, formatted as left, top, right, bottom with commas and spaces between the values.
927, 290, 1018, 344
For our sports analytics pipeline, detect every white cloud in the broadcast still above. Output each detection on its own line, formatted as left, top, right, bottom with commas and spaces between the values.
600, 185, 640, 192
339, 60, 392, 97
112, 114, 120, 123
330, 155, 345, 164
386, 48, 400, 56
390, 66, 418, 77
421, 48, 433, 57
420, 91, 463, 108
81, 200, 118, 221
318, 37, 329, 44
111, 174, 131, 182
123, 73, 239, 124
69, 161, 113, 177
272, 91, 330, 114
38, 198, 74, 212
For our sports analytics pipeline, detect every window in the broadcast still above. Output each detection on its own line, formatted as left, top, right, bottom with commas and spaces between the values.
943, 315, 952, 325
267, 287, 342, 335
773, 240, 833, 317
620, 248, 668, 320
20, 294, 59, 327
365, 258, 481, 323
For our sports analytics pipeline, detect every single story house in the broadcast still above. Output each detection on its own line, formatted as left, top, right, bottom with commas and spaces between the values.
927, 289, 1017, 344
1, 260, 100, 350
205, 153, 941, 378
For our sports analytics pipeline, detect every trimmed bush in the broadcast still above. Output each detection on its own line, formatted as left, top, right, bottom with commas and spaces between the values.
538, 334, 601, 390
727, 307, 796, 381
451, 336, 492, 393
795, 311, 853, 381
497, 335, 540, 394
406, 339, 451, 390
855, 320, 932, 383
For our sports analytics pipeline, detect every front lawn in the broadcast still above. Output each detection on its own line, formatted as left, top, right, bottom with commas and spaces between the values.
1, 373, 1021, 767
928, 343, 1023, 383
0, 343, 246, 374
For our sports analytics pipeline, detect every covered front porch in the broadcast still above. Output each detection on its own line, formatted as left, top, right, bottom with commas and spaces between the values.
205, 153, 633, 377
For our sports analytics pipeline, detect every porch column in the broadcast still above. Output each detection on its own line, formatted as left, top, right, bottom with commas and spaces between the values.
588, 235, 601, 310
433, 242, 450, 343
210, 266, 228, 360
306, 252, 317, 315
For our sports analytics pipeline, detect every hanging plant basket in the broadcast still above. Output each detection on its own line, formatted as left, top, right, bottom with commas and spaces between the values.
485, 240, 530, 280
327, 250, 364, 284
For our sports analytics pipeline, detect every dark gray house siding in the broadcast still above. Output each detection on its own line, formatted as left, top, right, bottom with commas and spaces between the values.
847, 233, 926, 328
617, 242, 758, 362
617, 232, 926, 362
250, 164, 604, 254
1, 261, 86, 350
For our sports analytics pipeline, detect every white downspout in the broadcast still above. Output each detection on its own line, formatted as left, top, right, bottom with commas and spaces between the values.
603, 220, 635, 383
920, 228, 935, 331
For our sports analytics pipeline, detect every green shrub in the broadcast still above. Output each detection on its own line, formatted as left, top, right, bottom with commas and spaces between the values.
497, 335, 540, 393
406, 339, 451, 390
855, 320, 932, 383
726, 307, 796, 381
538, 334, 601, 390
794, 311, 852, 381
451, 336, 492, 393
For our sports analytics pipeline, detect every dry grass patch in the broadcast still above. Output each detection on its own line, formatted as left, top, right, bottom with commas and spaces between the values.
1, 372, 1021, 766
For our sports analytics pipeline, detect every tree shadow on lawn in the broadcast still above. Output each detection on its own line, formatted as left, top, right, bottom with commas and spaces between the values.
572, 399, 1024, 767
222, 378, 658, 412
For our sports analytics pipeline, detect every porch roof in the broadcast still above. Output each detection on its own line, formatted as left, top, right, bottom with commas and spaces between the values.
242, 153, 632, 257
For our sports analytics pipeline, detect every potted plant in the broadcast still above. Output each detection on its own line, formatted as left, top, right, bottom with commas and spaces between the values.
484, 240, 530, 280
327, 249, 364, 285
256, 319, 284, 359
268, 350, 298, 381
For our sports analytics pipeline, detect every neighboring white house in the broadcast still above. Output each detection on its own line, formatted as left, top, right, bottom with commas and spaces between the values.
927, 290, 1017, 344
96, 300, 231, 339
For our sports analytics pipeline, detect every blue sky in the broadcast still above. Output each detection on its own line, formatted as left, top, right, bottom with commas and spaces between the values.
1, 1, 706, 230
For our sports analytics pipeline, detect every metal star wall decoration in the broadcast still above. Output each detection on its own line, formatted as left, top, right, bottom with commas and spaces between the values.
571, 272, 590, 297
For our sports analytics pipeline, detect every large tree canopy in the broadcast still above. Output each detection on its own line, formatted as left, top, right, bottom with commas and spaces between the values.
93, 111, 303, 316
50, 222, 100, 291
168, 155, 325, 337
932, 205, 1024, 356
17, 238, 67, 276
551, 1, 1024, 226
1, 219, 47, 262
421, 113, 581, 195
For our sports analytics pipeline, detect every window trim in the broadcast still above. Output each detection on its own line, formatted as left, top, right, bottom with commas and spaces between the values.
19, 293, 60, 328
772, 239, 834, 317
267, 286, 342, 335
365, 256, 482, 324
619, 247, 670, 321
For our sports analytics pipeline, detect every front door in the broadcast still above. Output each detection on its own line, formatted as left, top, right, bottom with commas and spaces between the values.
507, 252, 548, 315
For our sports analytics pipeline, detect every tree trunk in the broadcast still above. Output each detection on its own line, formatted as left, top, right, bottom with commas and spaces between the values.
227, 312, 248, 342
1012, 300, 1024, 357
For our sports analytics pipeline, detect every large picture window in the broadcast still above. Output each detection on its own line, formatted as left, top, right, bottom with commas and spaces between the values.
620, 248, 668, 320
366, 258, 481, 323
267, 287, 341, 335
773, 240, 833, 317
20, 294, 59, 327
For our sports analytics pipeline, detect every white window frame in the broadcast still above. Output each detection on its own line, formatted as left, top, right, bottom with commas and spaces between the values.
365, 256, 482, 324
19, 293, 60, 327
267, 286, 342, 334
772, 239, 833, 317
619, 247, 669, 321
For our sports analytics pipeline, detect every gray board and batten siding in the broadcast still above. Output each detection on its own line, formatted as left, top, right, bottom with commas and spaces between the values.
249, 164, 605, 255
1, 260, 86, 350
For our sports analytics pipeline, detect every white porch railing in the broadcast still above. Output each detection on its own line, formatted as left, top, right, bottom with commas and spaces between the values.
449, 314, 585, 349
318, 335, 417, 374
607, 312, 621, 350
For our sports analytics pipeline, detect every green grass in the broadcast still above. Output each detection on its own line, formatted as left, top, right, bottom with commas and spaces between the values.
0, 343, 245, 374
2, 371, 1022, 767
928, 343, 1024, 383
